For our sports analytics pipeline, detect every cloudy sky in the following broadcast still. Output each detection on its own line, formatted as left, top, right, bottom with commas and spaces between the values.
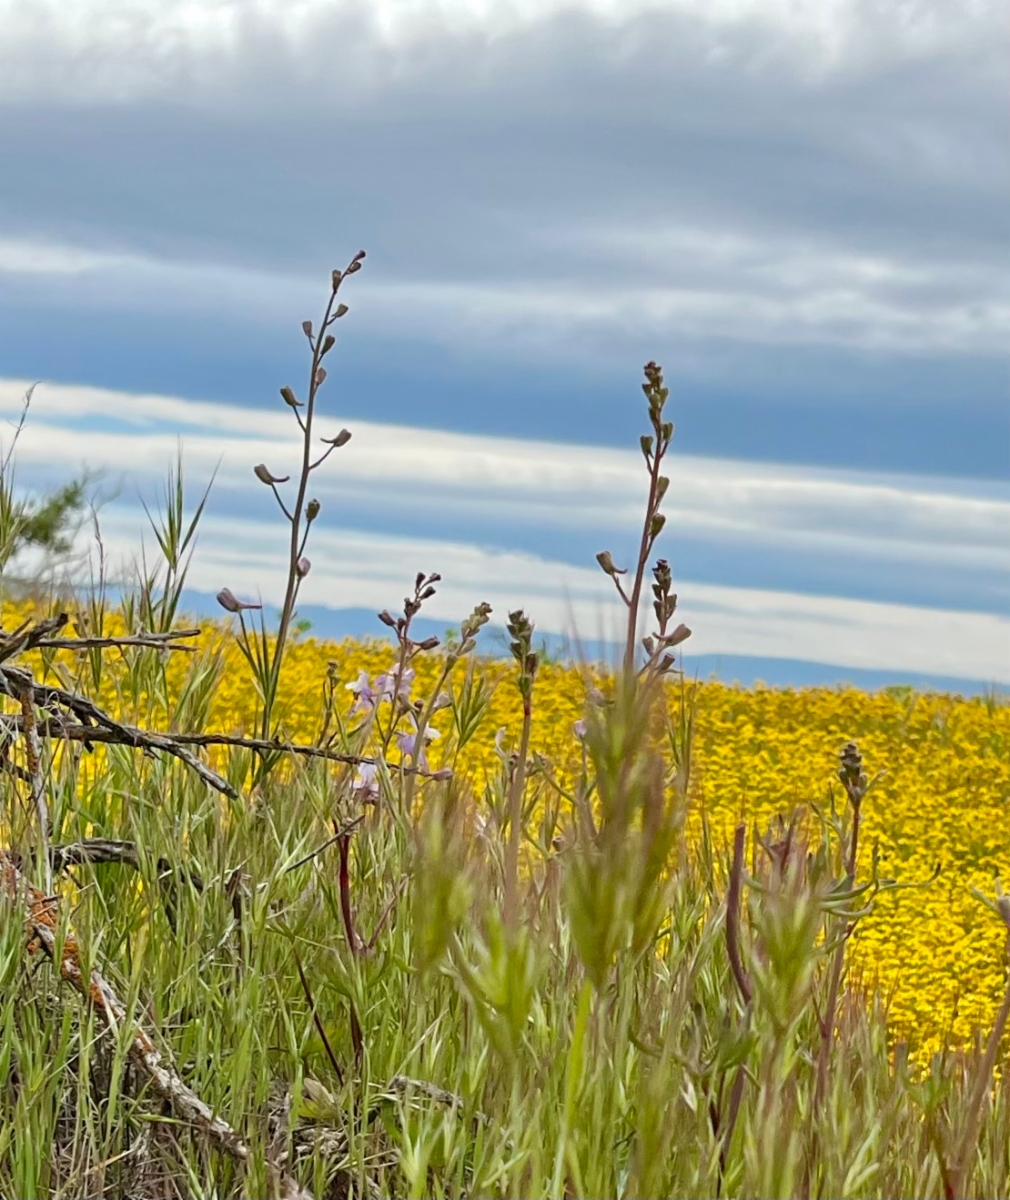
1, 0, 1007, 687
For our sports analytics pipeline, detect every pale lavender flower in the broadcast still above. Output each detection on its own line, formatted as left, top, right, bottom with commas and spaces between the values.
375, 667, 415, 705
351, 761, 379, 800
573, 719, 588, 741
396, 722, 441, 770
346, 671, 377, 715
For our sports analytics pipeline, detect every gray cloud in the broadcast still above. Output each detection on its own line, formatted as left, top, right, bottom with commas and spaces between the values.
1, 2, 1004, 287
0, 0, 1005, 487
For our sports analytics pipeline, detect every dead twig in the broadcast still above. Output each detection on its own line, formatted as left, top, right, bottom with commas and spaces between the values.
48, 838, 205, 933
0, 666, 239, 800
8, 714, 447, 778
0, 613, 69, 665
18, 680, 51, 892
0, 851, 314, 1199
36, 628, 202, 652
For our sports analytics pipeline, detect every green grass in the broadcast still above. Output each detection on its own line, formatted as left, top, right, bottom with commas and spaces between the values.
1, 625, 1009, 1200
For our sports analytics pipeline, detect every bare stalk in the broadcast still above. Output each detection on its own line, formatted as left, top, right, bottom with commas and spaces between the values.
726, 823, 752, 1007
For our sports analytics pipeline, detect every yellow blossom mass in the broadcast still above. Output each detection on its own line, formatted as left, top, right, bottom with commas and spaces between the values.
6, 600, 1009, 1057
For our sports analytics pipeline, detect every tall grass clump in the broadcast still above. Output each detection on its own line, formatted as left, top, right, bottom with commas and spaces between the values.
0, 259, 1008, 1199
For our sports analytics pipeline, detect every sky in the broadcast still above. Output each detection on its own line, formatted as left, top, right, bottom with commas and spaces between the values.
0, 0, 1007, 688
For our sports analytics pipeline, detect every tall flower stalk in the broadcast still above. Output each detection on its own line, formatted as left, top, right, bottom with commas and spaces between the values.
596, 361, 690, 678
219, 252, 364, 749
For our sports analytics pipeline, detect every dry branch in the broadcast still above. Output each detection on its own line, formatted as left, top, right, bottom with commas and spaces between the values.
9, 714, 447, 778
0, 664, 240, 799
0, 613, 69, 664
36, 628, 202, 652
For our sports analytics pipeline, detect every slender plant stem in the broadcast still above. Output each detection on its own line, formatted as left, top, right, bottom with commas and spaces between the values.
623, 447, 663, 676
504, 693, 533, 933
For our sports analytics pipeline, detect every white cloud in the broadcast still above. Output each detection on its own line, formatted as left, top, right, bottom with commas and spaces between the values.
3, 378, 1006, 574
88, 504, 1010, 683
2, 376, 1007, 682
3, 231, 1006, 359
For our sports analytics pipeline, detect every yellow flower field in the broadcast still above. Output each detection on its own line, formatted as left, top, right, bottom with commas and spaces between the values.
9, 602, 1010, 1057
187, 624, 1010, 1056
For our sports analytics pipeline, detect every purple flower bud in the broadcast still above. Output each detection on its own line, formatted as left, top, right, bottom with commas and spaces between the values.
314, 367, 327, 387
573, 719, 588, 741
296, 557, 311, 578
216, 588, 262, 614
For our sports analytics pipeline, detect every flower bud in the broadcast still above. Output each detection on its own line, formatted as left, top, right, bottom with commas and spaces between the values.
280, 386, 302, 408
254, 463, 290, 485
296, 557, 311, 578
216, 588, 262, 614
331, 269, 342, 289
377, 609, 397, 628
321, 333, 336, 355
323, 429, 352, 447
596, 550, 625, 576
314, 367, 327, 387
302, 320, 313, 338
416, 636, 440, 651
306, 498, 320, 522
335, 303, 349, 318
